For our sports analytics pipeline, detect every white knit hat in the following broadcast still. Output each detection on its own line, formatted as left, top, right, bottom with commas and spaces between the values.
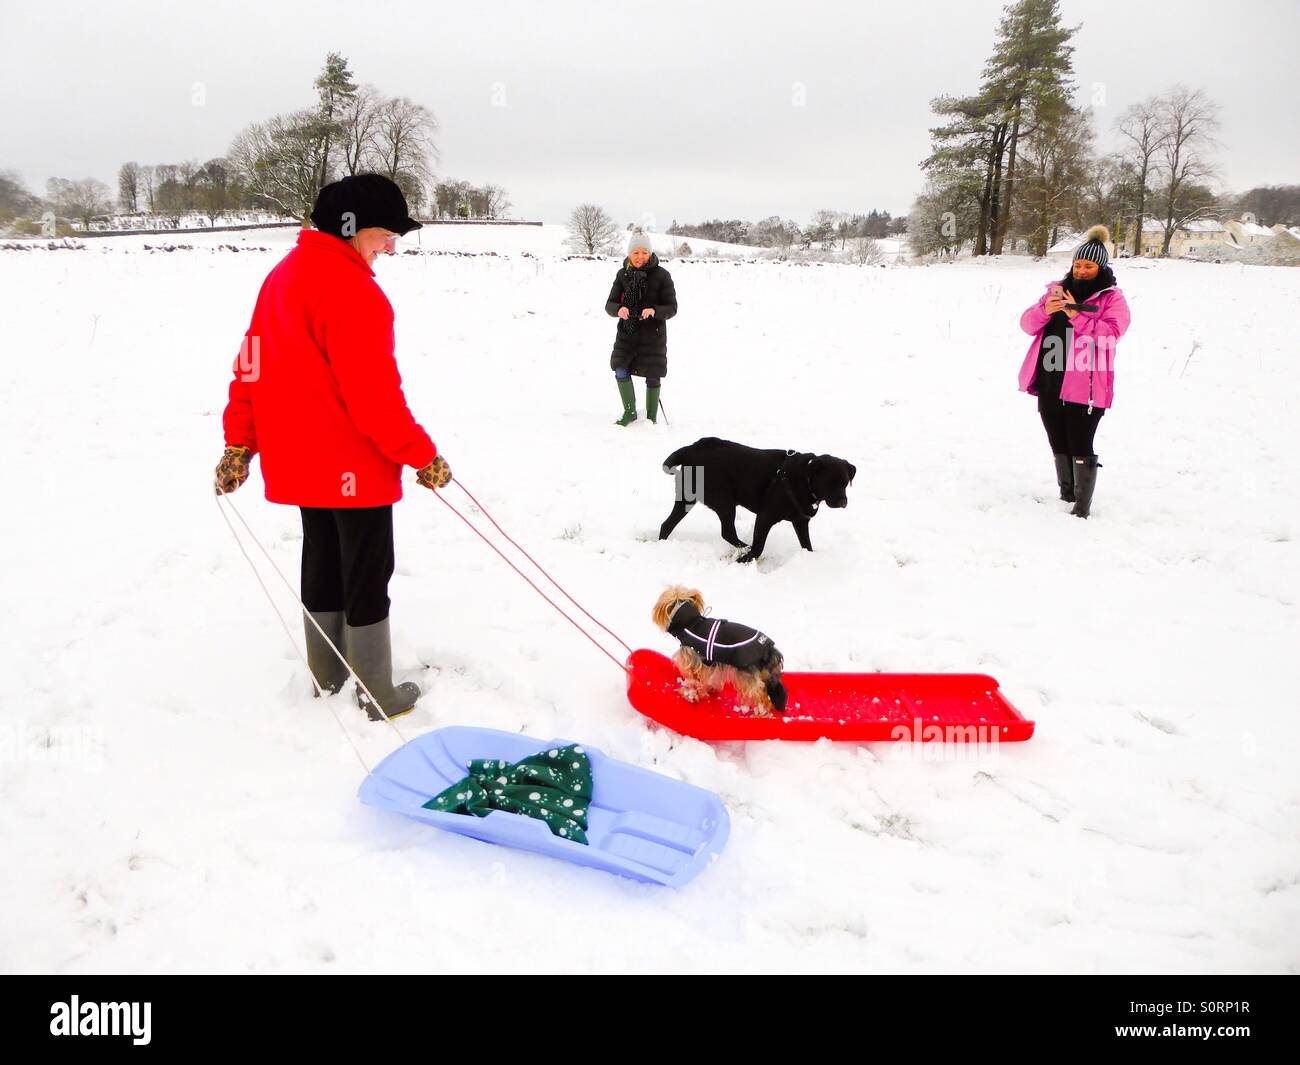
626, 228, 653, 255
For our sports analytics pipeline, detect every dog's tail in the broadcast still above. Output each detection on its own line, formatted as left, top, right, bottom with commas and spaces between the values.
662, 437, 723, 475
662, 443, 695, 475
763, 650, 787, 714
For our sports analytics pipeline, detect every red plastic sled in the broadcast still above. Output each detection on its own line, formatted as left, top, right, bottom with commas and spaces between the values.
625, 650, 1035, 743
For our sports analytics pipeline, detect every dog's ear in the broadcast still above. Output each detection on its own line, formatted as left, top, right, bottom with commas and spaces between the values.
844, 461, 857, 485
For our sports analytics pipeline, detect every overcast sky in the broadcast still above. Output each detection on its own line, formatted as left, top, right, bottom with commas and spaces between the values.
3, 0, 1296, 225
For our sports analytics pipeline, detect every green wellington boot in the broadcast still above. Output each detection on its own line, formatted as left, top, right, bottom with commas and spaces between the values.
646, 385, 661, 424
615, 377, 637, 426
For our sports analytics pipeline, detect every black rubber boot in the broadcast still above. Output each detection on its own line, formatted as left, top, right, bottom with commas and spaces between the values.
1053, 453, 1075, 502
305, 609, 349, 695
1070, 456, 1100, 519
345, 617, 420, 721
615, 378, 637, 426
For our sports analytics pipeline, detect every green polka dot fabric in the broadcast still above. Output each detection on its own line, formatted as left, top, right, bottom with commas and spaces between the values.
422, 744, 594, 845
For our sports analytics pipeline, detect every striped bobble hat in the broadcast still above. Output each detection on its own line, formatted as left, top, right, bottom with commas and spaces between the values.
1073, 224, 1110, 268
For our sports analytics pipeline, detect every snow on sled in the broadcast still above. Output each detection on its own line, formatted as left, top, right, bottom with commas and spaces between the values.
625, 649, 1035, 743
358, 725, 729, 887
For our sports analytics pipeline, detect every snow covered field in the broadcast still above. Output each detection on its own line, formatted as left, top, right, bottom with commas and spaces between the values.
2, 235, 1297, 974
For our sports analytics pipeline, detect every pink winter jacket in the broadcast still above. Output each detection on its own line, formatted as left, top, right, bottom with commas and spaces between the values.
1018, 281, 1131, 409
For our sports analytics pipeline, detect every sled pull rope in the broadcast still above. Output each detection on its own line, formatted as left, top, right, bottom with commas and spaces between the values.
214, 493, 411, 768
450, 479, 632, 655
435, 481, 630, 672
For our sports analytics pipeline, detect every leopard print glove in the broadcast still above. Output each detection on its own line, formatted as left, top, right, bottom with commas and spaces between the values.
214, 445, 252, 495
416, 454, 452, 490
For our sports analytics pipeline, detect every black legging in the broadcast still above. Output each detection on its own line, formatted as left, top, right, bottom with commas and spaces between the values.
299, 505, 395, 626
613, 367, 660, 387
1038, 395, 1103, 456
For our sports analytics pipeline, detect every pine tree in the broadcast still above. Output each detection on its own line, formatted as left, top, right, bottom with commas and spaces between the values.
920, 0, 1077, 256
982, 0, 1077, 253
313, 52, 359, 192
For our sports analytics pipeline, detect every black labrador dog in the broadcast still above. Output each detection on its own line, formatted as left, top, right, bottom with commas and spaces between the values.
660, 437, 856, 563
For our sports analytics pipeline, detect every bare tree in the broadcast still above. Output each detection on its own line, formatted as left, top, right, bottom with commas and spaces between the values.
908, 172, 982, 258
852, 237, 884, 264
372, 96, 439, 199
229, 111, 330, 224
46, 177, 113, 228
1114, 96, 1167, 256
139, 165, 157, 213
807, 209, 844, 247
338, 84, 383, 176
483, 183, 512, 219
117, 162, 141, 212
1014, 102, 1094, 255
1154, 85, 1220, 256
566, 204, 617, 253
195, 158, 238, 226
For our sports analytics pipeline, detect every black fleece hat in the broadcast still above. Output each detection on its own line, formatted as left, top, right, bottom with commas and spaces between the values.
310, 174, 422, 238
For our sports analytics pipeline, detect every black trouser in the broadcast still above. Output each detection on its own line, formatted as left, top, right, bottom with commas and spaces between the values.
1038, 395, 1103, 457
299, 506, 395, 627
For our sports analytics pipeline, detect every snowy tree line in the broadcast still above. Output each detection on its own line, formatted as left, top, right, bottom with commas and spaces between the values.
667, 209, 907, 250
0, 52, 511, 232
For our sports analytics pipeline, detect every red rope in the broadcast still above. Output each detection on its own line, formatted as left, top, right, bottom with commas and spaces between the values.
434, 489, 629, 673
450, 479, 634, 655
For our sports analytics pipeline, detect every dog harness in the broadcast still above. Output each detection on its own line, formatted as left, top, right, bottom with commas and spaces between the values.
771, 451, 820, 519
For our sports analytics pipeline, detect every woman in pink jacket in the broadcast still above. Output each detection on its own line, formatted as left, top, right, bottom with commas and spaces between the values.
1018, 224, 1131, 518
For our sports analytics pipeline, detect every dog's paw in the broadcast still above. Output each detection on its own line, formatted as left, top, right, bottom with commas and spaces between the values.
735, 550, 758, 564
735, 701, 774, 718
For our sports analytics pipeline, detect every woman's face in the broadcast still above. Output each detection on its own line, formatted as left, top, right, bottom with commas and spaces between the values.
628, 247, 651, 268
1072, 258, 1100, 281
350, 227, 399, 264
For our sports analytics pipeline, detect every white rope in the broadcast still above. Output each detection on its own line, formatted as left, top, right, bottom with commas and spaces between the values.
214, 492, 413, 765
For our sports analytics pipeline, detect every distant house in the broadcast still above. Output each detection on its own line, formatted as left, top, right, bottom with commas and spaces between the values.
1269, 223, 1300, 242
1224, 219, 1277, 247
1123, 218, 1233, 258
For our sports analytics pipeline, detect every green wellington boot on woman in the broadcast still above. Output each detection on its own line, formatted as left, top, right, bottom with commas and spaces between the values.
646, 385, 661, 424
615, 377, 637, 426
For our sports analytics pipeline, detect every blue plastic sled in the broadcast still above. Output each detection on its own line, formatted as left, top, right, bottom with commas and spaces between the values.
358, 726, 729, 887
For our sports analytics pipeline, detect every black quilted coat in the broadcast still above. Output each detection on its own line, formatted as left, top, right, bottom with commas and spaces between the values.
605, 253, 678, 378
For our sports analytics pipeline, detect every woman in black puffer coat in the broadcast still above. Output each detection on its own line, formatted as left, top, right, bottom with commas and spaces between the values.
604, 229, 677, 426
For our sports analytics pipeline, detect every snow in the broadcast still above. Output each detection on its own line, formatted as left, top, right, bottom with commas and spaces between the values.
2, 239, 1298, 974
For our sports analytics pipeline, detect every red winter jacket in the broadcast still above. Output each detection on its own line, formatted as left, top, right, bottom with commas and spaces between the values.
222, 230, 435, 507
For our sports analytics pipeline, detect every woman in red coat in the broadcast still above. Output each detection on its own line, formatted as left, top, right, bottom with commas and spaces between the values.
214, 174, 449, 721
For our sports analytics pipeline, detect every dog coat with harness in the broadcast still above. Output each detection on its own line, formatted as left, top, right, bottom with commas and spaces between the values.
665, 600, 787, 711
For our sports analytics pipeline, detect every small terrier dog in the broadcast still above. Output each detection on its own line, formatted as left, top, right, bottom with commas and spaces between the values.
652, 585, 787, 714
